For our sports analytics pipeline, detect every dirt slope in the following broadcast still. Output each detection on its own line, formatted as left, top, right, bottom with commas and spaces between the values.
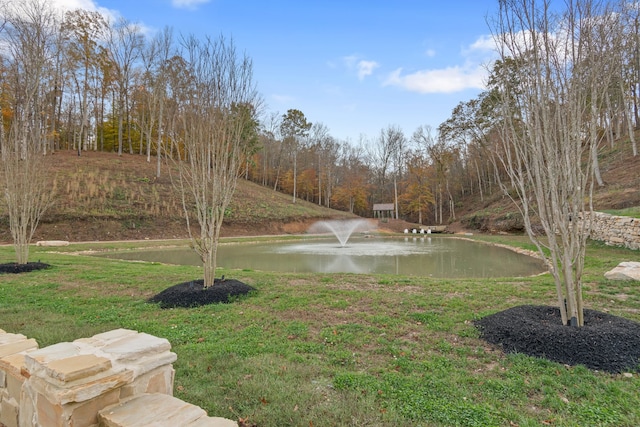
0, 147, 637, 242
0, 150, 353, 243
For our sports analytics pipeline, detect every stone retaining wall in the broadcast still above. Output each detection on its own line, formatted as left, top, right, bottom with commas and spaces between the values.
0, 328, 237, 427
583, 212, 640, 250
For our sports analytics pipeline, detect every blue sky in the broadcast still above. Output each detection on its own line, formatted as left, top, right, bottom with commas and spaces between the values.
55, 0, 499, 143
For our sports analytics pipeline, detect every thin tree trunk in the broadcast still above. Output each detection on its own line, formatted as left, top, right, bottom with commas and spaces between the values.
475, 160, 484, 202
394, 177, 398, 220
591, 103, 605, 187
292, 149, 297, 204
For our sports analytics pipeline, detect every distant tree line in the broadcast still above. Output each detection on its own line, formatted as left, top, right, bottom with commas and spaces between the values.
1, 0, 637, 231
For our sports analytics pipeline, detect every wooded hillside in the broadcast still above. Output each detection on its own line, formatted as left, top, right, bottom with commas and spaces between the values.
0, 146, 635, 243
0, 0, 638, 243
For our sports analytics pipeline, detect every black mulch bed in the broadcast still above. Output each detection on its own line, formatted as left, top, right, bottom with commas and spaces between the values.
475, 305, 640, 374
148, 278, 256, 308
0, 262, 51, 274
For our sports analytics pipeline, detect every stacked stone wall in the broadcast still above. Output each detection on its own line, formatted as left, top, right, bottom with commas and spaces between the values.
0, 328, 236, 427
583, 212, 640, 250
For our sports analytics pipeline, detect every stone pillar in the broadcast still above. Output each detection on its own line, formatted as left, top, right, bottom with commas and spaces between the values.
0, 330, 39, 427
74, 329, 177, 398
0, 328, 237, 427
18, 329, 176, 427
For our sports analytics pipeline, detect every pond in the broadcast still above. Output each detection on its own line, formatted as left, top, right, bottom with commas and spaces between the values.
96, 236, 546, 278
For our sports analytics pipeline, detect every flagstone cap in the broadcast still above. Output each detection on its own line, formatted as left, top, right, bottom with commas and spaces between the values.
0, 332, 38, 358
99, 393, 238, 427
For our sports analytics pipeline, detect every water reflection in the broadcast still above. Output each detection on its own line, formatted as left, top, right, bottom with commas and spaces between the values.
97, 236, 546, 278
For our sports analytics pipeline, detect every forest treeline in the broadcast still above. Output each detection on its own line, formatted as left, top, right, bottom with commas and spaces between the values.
1, 0, 638, 226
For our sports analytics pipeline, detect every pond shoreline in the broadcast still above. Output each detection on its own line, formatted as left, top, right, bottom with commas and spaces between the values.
77, 233, 547, 278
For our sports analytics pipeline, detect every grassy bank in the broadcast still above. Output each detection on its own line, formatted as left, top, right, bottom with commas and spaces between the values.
1, 237, 639, 426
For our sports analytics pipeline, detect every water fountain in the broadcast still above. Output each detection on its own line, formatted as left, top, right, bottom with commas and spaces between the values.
307, 218, 374, 247
96, 218, 548, 277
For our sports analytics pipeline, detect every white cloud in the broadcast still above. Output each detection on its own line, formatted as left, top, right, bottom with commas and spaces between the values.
383, 65, 487, 94
49, 0, 99, 11
424, 48, 436, 58
343, 55, 379, 80
343, 55, 358, 68
46, 0, 119, 24
48, 0, 158, 37
171, 0, 211, 10
467, 34, 497, 52
357, 60, 379, 80
383, 34, 495, 94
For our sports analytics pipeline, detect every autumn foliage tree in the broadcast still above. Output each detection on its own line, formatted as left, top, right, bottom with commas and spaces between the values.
280, 108, 311, 204
399, 151, 434, 224
331, 176, 369, 215
61, 9, 107, 154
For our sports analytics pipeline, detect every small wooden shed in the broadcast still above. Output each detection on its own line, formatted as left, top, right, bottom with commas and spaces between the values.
373, 203, 394, 219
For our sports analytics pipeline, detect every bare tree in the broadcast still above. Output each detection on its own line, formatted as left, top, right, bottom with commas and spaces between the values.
0, 0, 57, 263
106, 17, 143, 156
140, 26, 173, 177
438, 93, 503, 202
413, 125, 458, 224
620, 1, 639, 157
258, 110, 282, 188
490, 0, 622, 326
309, 122, 339, 207
172, 34, 260, 287
369, 125, 405, 217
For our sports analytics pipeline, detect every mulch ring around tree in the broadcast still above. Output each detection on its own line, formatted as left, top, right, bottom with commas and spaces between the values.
148, 278, 256, 308
0, 262, 51, 274
475, 305, 640, 374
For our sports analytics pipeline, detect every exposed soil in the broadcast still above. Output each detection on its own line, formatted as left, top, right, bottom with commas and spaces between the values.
28, 216, 323, 243
0, 150, 356, 244
475, 305, 640, 374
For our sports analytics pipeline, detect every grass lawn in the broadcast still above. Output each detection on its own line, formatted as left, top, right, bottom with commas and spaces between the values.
1, 236, 639, 426
600, 206, 640, 218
